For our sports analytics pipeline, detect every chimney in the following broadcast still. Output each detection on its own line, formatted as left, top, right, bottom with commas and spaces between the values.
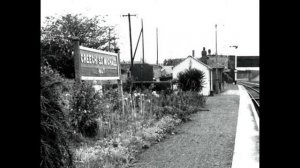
192, 50, 195, 57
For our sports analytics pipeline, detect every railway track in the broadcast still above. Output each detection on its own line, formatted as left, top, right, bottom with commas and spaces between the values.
237, 81, 260, 117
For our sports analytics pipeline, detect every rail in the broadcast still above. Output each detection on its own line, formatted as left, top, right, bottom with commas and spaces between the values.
237, 81, 260, 116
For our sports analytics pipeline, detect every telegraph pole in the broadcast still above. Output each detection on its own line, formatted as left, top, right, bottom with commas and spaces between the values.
156, 27, 158, 65
122, 13, 136, 71
122, 13, 136, 93
215, 24, 219, 93
215, 24, 218, 55
108, 28, 112, 52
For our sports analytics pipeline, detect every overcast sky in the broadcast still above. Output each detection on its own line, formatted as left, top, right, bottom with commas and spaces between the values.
41, 0, 259, 64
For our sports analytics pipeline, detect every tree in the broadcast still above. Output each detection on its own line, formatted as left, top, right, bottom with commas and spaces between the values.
41, 14, 118, 78
177, 68, 205, 92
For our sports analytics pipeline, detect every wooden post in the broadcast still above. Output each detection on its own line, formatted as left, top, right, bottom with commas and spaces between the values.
72, 37, 81, 84
115, 48, 125, 115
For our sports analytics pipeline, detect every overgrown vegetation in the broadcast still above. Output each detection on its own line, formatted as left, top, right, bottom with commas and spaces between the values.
70, 88, 206, 168
41, 13, 208, 168
40, 66, 207, 167
40, 65, 74, 168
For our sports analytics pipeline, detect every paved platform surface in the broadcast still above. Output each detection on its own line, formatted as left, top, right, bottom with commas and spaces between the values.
130, 85, 240, 168
231, 85, 259, 168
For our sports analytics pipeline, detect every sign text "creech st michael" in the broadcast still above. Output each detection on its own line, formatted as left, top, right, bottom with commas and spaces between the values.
80, 52, 117, 66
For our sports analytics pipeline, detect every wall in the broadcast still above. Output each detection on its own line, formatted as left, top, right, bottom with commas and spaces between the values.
236, 70, 259, 82
172, 57, 211, 96
121, 63, 154, 81
131, 64, 154, 81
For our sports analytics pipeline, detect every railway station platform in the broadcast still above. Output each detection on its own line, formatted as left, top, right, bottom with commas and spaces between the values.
129, 84, 259, 168
231, 85, 259, 168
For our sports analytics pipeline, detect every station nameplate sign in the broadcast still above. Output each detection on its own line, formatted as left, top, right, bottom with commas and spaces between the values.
79, 46, 120, 80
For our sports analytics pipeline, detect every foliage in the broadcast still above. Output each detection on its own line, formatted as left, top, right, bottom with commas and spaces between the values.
69, 81, 103, 138
153, 83, 172, 92
41, 14, 118, 78
152, 91, 206, 121
73, 115, 181, 168
177, 68, 205, 92
47, 72, 207, 168
66, 84, 207, 166
40, 65, 74, 168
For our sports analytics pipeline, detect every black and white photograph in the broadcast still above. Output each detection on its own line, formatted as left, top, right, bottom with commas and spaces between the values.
41, 0, 259, 167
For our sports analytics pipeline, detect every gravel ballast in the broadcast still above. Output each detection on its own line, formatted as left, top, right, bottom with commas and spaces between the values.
130, 85, 240, 168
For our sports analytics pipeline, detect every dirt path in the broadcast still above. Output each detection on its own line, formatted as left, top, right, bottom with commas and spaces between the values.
129, 87, 240, 168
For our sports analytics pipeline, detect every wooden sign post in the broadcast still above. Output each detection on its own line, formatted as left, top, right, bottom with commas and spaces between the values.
72, 37, 81, 84
115, 48, 125, 115
72, 37, 124, 114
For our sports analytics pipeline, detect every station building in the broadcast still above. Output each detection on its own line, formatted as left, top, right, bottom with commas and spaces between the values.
172, 56, 213, 96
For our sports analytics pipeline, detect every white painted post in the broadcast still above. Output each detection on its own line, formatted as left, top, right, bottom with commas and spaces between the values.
234, 55, 237, 84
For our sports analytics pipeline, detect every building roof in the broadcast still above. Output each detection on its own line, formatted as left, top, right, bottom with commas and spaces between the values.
173, 55, 212, 70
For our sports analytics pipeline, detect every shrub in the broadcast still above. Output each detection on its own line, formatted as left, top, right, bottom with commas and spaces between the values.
152, 82, 171, 92
177, 68, 205, 92
69, 82, 102, 138
40, 65, 74, 168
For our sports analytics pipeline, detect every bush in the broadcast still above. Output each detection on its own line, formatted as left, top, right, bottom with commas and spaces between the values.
81, 119, 99, 138
40, 65, 74, 168
177, 68, 205, 92
69, 82, 102, 138
150, 91, 206, 121
71, 87, 208, 167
